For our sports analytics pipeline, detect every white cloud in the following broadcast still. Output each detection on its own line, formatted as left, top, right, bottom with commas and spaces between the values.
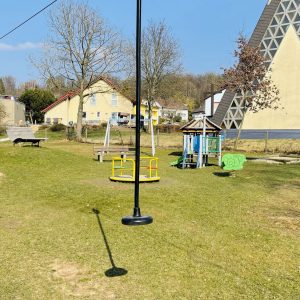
0, 42, 43, 51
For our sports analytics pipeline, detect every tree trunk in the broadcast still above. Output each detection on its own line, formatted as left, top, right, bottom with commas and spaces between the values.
76, 91, 84, 141
234, 106, 248, 150
29, 111, 34, 124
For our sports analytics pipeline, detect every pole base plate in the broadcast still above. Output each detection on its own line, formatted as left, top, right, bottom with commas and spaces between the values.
121, 215, 153, 226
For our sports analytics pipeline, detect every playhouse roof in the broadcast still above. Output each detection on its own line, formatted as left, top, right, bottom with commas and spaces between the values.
180, 117, 222, 133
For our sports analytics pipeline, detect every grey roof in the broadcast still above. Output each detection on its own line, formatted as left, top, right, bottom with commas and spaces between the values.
211, 0, 281, 126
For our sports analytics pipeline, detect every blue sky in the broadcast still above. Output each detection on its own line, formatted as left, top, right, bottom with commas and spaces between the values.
0, 0, 267, 85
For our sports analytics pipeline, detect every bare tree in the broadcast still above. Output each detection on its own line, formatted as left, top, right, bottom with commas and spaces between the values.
223, 35, 280, 149
127, 21, 181, 120
2, 76, 17, 95
45, 75, 73, 97
142, 21, 181, 119
0, 103, 6, 124
0, 79, 5, 95
34, 1, 124, 140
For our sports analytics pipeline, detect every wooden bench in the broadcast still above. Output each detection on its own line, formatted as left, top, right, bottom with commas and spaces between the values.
6, 127, 46, 147
93, 145, 134, 162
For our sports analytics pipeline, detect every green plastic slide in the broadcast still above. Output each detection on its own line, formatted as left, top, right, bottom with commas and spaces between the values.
170, 156, 183, 167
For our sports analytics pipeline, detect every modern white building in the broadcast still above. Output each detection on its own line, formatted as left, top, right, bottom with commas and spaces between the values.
192, 89, 225, 119
159, 102, 189, 122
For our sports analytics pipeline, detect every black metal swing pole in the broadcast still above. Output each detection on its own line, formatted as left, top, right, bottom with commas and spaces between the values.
121, 0, 153, 226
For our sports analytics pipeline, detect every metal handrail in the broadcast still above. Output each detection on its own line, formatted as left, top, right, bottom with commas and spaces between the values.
112, 156, 159, 178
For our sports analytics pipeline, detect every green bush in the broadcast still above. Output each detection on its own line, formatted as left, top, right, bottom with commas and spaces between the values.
39, 124, 50, 130
91, 125, 101, 131
173, 115, 182, 123
101, 122, 108, 129
50, 123, 66, 132
81, 125, 101, 134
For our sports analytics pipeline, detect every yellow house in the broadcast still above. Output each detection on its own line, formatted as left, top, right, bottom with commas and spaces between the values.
42, 78, 133, 125
133, 100, 161, 125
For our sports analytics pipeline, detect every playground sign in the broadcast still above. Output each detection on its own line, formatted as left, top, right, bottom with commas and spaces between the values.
222, 154, 246, 171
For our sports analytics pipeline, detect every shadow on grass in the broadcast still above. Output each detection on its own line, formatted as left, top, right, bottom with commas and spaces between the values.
92, 158, 113, 163
213, 171, 235, 177
17, 144, 42, 148
92, 208, 128, 277
168, 151, 182, 157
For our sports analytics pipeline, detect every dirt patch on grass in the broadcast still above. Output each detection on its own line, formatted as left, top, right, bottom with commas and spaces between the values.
269, 214, 300, 231
50, 260, 115, 299
281, 180, 300, 189
0, 217, 22, 230
81, 178, 132, 190
257, 185, 300, 235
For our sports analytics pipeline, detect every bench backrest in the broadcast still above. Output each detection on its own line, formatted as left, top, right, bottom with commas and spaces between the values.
94, 146, 129, 152
6, 127, 36, 141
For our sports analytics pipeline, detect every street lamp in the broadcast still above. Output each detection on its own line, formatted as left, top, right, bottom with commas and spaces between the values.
121, 0, 153, 226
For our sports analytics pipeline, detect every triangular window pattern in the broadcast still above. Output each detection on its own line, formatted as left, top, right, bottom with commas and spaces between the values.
283, 1, 291, 10
288, 11, 296, 21
295, 14, 300, 22
271, 18, 278, 26
282, 15, 290, 24
223, 0, 300, 130
270, 41, 277, 49
277, 4, 285, 13
289, 2, 297, 11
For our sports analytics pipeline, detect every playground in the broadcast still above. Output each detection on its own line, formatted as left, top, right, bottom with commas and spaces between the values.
0, 137, 299, 299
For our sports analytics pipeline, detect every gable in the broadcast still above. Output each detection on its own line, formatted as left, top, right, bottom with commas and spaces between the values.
42, 77, 133, 113
212, 0, 300, 129
243, 25, 300, 129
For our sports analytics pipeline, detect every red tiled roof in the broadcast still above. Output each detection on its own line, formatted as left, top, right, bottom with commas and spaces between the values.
41, 76, 134, 113
41, 91, 77, 113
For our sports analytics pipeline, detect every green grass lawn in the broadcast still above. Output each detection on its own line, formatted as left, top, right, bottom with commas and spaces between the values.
0, 140, 299, 299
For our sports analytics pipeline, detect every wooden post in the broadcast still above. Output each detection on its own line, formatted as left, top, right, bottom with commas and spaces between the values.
150, 118, 155, 156
199, 135, 203, 168
85, 127, 88, 143
118, 130, 124, 145
182, 135, 187, 169
218, 134, 222, 167
129, 130, 133, 146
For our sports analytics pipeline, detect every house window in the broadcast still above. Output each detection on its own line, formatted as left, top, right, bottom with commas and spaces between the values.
90, 94, 96, 106
97, 112, 100, 118
82, 112, 87, 118
111, 93, 118, 107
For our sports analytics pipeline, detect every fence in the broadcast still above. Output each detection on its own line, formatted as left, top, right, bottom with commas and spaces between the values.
223, 130, 300, 140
